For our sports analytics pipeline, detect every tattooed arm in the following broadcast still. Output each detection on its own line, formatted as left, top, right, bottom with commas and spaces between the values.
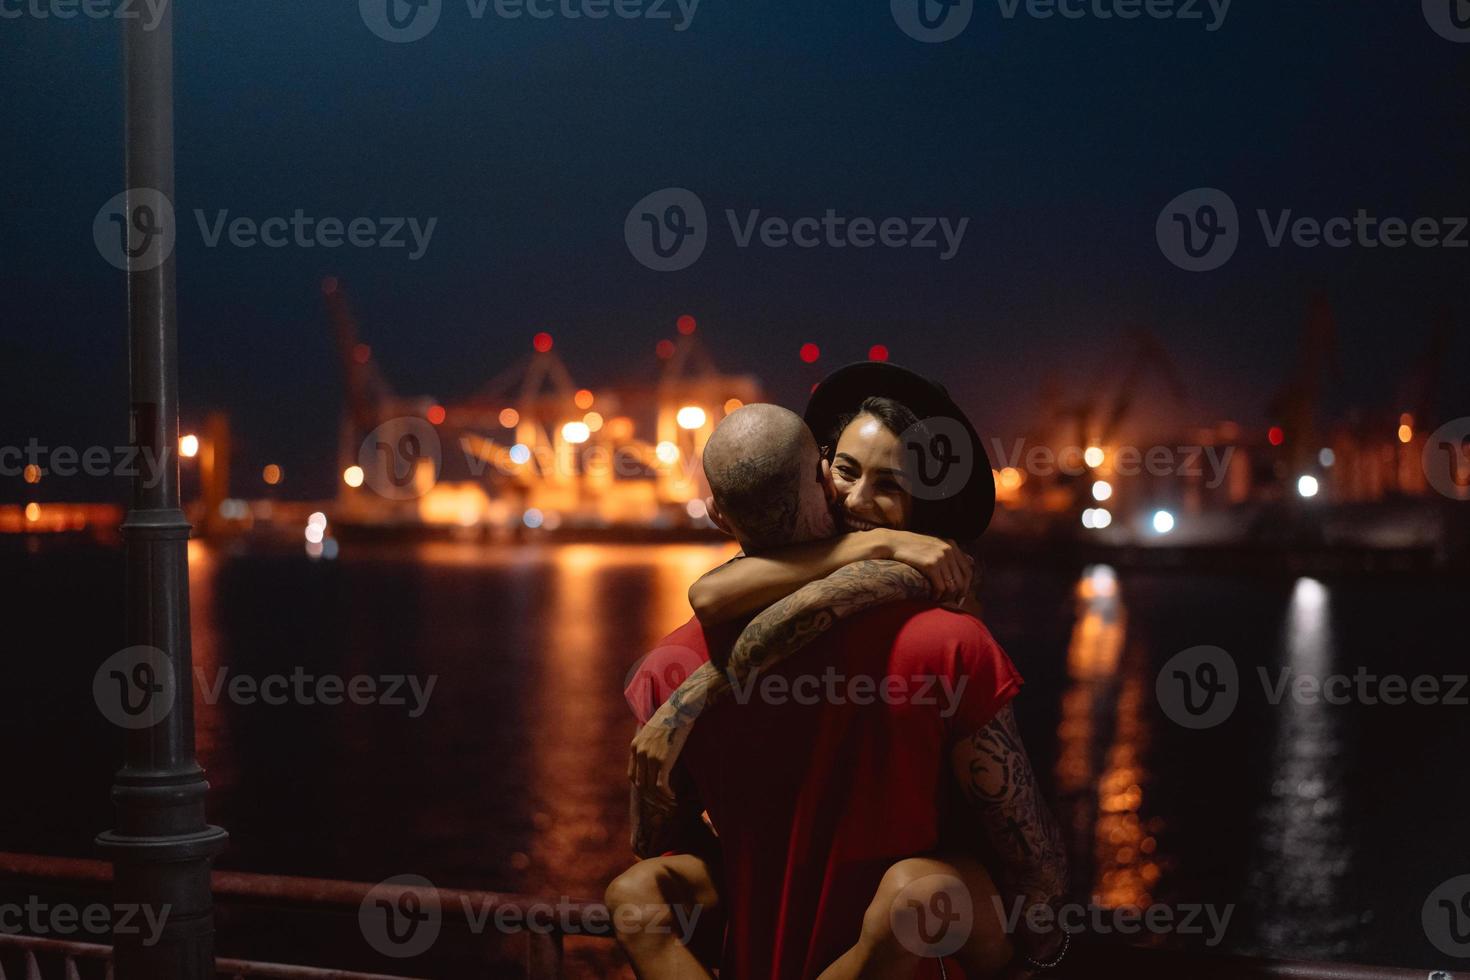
629, 744, 714, 859
951, 704, 1069, 966
628, 559, 931, 799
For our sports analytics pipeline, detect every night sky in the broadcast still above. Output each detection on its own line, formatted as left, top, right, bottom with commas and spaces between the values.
3, 0, 1466, 501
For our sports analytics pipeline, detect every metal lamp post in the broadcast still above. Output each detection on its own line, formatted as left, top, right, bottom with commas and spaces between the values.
96, 4, 228, 978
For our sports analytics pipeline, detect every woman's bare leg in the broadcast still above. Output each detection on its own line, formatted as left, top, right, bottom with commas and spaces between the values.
817, 855, 1013, 980
605, 854, 723, 980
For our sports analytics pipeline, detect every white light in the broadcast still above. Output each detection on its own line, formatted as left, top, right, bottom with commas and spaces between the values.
1091, 480, 1113, 502
676, 406, 707, 430
686, 499, 708, 520
1093, 507, 1112, 529
307, 511, 328, 531
562, 421, 591, 444
179, 434, 200, 458
509, 443, 531, 465
343, 465, 365, 488
1318, 448, 1335, 468
305, 523, 325, 544
1081, 509, 1096, 529
523, 508, 544, 529
1151, 510, 1175, 534
1083, 446, 1104, 468
655, 441, 680, 465
1297, 475, 1319, 498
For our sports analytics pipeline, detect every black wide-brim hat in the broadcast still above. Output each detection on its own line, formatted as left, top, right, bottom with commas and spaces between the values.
804, 361, 996, 542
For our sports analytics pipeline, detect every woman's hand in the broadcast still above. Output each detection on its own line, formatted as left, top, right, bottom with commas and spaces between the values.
878, 530, 974, 603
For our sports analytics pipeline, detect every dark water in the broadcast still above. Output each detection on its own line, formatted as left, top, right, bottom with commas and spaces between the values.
2, 537, 1466, 972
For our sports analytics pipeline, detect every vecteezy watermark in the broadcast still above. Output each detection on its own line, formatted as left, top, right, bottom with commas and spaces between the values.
360, 875, 684, 958
1424, 875, 1470, 958
1157, 645, 1470, 729
0, 0, 169, 30
900, 417, 978, 503
988, 437, 1235, 488
1423, 0, 1470, 43
625, 188, 969, 272
195, 210, 438, 262
1158, 188, 1469, 272
93, 647, 438, 728
0, 898, 171, 946
891, 0, 1229, 42
359, 0, 699, 43
1156, 645, 1239, 729
94, 188, 177, 272
992, 896, 1235, 947
1, 439, 170, 488
1424, 417, 1470, 501
94, 191, 437, 268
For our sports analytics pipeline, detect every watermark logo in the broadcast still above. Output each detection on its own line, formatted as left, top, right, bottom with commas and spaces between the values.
623, 644, 708, 701
195, 667, 437, 718
890, 873, 973, 958
94, 188, 176, 273
1424, 0, 1470, 42
194, 210, 438, 261
1156, 188, 1238, 272
0, 898, 170, 946
361, 875, 442, 958
900, 416, 977, 502
995, 896, 1234, 946
625, 187, 708, 272
626, 188, 970, 271
891, 0, 973, 42
94, 646, 176, 730
361, 0, 442, 42
1424, 875, 1470, 957
0, 0, 170, 30
359, 417, 443, 500
1156, 645, 1237, 729
1423, 418, 1470, 501
995, 0, 1229, 31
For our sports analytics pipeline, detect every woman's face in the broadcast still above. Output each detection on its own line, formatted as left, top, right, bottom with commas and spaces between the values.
829, 413, 914, 531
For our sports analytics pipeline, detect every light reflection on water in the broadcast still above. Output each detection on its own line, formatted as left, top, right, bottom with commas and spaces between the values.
1244, 577, 1360, 958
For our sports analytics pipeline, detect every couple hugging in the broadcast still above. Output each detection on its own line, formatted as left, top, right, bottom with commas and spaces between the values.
606, 362, 1070, 980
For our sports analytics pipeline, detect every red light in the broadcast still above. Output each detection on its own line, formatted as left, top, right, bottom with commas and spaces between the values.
799, 343, 820, 364
811, 382, 820, 394
533, 332, 553, 353
676, 315, 697, 336
655, 339, 676, 360
321, 276, 338, 295
352, 343, 371, 365
868, 344, 889, 362
1268, 426, 1285, 446
427, 405, 446, 425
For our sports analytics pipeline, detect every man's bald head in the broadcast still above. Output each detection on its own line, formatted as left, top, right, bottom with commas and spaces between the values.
703, 404, 834, 552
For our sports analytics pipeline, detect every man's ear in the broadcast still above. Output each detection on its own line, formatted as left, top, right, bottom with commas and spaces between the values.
821, 457, 836, 504
704, 496, 735, 537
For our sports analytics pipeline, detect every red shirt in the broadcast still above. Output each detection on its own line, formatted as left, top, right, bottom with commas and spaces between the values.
625, 602, 1023, 980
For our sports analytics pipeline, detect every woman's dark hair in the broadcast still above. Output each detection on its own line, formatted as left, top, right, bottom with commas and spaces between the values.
826, 396, 920, 451
825, 396, 953, 539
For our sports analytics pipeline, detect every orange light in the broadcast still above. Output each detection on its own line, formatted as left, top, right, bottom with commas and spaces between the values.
179, 434, 200, 458
677, 314, 697, 335
22, 464, 40, 484
868, 344, 889, 362
655, 339, 676, 360
799, 343, 820, 363
583, 411, 604, 432
533, 332, 554, 353
1397, 424, 1413, 444
499, 408, 520, 428
676, 406, 707, 430
723, 398, 743, 415
24, 503, 40, 523
607, 416, 635, 440
574, 389, 595, 410
262, 464, 282, 486
427, 404, 446, 425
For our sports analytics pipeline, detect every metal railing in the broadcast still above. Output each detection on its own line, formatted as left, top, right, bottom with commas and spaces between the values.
0, 853, 606, 979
